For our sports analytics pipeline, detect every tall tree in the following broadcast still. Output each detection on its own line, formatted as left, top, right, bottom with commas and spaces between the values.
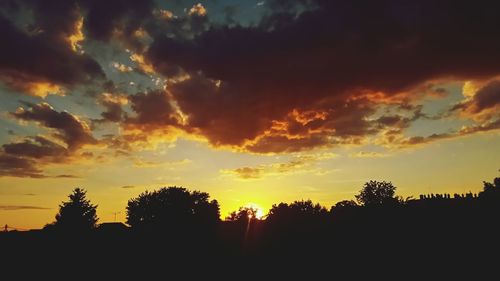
53, 188, 98, 231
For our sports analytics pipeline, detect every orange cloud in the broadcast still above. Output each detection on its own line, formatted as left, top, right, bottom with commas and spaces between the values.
155, 9, 176, 20
67, 16, 85, 52
130, 53, 155, 74
188, 3, 207, 17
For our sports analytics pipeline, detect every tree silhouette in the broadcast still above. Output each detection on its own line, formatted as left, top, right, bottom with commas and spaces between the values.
126, 186, 220, 230
355, 180, 399, 206
330, 200, 358, 212
479, 177, 500, 201
267, 200, 328, 224
226, 206, 260, 223
52, 188, 98, 232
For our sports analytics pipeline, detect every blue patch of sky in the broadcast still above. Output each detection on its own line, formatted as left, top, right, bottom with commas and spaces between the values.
405, 82, 473, 137
156, 0, 268, 27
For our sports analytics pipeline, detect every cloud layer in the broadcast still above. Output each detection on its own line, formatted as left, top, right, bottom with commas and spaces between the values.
0, 0, 499, 177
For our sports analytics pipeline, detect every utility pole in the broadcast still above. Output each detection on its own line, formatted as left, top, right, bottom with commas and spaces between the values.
112, 212, 121, 222
4, 224, 7, 232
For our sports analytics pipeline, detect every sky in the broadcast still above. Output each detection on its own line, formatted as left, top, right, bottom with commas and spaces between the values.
0, 0, 499, 229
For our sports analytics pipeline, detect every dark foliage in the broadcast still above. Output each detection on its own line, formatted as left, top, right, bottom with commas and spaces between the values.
47, 188, 98, 232
226, 206, 260, 223
2, 178, 500, 277
126, 186, 220, 232
355, 180, 400, 206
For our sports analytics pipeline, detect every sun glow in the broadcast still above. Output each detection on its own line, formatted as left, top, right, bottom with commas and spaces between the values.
245, 203, 265, 219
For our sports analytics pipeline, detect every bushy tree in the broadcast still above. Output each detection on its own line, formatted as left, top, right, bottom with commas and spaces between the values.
53, 188, 98, 231
355, 180, 399, 206
126, 186, 220, 230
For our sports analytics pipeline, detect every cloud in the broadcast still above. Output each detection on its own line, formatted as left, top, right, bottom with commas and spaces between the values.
350, 151, 388, 158
1, 102, 100, 177
125, 89, 181, 130
390, 119, 500, 148
222, 152, 336, 179
11, 102, 96, 150
141, 0, 500, 153
2, 136, 68, 160
188, 3, 207, 17
0, 153, 45, 178
0, 205, 50, 211
121, 185, 135, 189
0, 6, 104, 97
54, 174, 80, 178
2, 0, 499, 155
228, 167, 263, 179
112, 62, 133, 73
79, 0, 154, 46
451, 79, 500, 121
0, 138, 84, 178
93, 93, 128, 124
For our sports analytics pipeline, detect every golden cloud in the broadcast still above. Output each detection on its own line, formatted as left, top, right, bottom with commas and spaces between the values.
67, 16, 84, 52
112, 62, 133, 73
130, 53, 155, 74
188, 3, 207, 17
221, 152, 337, 180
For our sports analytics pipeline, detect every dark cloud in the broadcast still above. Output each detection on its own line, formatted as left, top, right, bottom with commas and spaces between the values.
11, 102, 96, 150
141, 0, 500, 152
92, 93, 127, 126
121, 185, 135, 189
0, 4, 105, 96
473, 81, 500, 112
0, 153, 45, 178
396, 119, 500, 147
0, 112, 92, 177
0, 0, 156, 96
2, 0, 499, 154
2, 136, 68, 159
0, 205, 50, 211
100, 101, 124, 123
0, 134, 85, 178
54, 174, 80, 178
81, 0, 153, 40
451, 80, 500, 119
126, 90, 179, 128
400, 133, 453, 146
458, 119, 500, 135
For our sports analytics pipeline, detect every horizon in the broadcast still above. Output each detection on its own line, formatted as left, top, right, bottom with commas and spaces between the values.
1, 0, 499, 230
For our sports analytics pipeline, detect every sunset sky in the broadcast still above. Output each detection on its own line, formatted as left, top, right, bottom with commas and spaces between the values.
0, 0, 499, 229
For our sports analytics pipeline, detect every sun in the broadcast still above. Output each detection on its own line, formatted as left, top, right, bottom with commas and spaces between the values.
245, 203, 265, 219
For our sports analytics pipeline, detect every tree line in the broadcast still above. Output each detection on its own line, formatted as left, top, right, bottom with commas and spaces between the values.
41, 177, 500, 233
3, 177, 499, 276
